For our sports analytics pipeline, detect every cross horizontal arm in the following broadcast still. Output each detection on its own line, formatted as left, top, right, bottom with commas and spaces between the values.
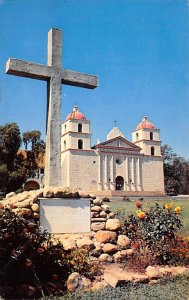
61, 69, 98, 89
6, 58, 51, 81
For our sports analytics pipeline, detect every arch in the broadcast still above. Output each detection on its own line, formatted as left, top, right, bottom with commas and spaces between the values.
115, 176, 124, 190
151, 146, 155, 156
78, 123, 82, 133
24, 180, 40, 191
78, 139, 83, 149
150, 132, 153, 140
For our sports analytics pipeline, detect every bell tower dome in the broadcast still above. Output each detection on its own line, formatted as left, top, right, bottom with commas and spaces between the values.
61, 106, 91, 151
132, 116, 162, 156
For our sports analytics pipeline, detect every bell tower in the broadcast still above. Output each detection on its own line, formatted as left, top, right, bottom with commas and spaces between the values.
61, 105, 91, 151
132, 116, 162, 156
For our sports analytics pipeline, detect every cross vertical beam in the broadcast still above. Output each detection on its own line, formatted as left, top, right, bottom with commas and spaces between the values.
45, 29, 62, 187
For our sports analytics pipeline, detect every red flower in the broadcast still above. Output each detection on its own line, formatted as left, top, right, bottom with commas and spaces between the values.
37, 247, 45, 254
136, 201, 142, 208
133, 242, 139, 249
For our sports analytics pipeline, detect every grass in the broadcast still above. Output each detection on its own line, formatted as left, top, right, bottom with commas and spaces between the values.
44, 274, 189, 300
109, 198, 189, 236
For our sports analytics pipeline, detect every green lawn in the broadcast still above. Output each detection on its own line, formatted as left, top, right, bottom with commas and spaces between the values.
109, 198, 189, 236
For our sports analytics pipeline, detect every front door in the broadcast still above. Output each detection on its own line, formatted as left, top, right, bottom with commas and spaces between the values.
115, 176, 124, 190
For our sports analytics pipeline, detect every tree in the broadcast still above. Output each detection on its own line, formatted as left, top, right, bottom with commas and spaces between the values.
0, 124, 45, 193
161, 144, 189, 195
22, 130, 45, 178
0, 123, 26, 192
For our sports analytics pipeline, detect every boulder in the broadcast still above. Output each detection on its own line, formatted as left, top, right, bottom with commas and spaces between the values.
91, 222, 106, 231
62, 239, 77, 251
78, 191, 90, 198
99, 253, 113, 263
91, 280, 109, 290
91, 218, 106, 222
91, 212, 99, 218
113, 249, 134, 262
93, 198, 103, 206
113, 251, 124, 262
76, 237, 94, 250
100, 211, 107, 218
104, 265, 149, 287
67, 272, 91, 292
146, 266, 162, 280
169, 266, 189, 276
33, 212, 39, 219
6, 192, 16, 199
14, 199, 31, 208
101, 205, 110, 213
102, 243, 118, 254
122, 249, 135, 256
95, 231, 117, 243
108, 212, 115, 218
31, 204, 39, 212
117, 235, 131, 248
91, 242, 102, 257
43, 189, 54, 198
18, 208, 32, 217
91, 206, 102, 212
106, 219, 121, 231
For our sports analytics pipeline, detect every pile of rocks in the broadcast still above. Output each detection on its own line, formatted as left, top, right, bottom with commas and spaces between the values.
54, 195, 134, 263
66, 264, 189, 292
1, 187, 81, 221
1, 188, 135, 263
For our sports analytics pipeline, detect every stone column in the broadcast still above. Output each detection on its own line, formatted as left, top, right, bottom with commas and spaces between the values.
104, 154, 109, 190
98, 154, 102, 191
110, 154, 115, 190
131, 157, 136, 191
137, 157, 142, 191
124, 157, 129, 191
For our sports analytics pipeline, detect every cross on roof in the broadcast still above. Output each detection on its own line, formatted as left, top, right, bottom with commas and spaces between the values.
6, 28, 98, 187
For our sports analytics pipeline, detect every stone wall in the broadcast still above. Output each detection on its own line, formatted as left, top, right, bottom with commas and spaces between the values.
1, 188, 135, 263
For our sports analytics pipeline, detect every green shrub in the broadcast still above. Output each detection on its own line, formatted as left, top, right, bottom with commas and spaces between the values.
0, 208, 100, 299
119, 202, 185, 265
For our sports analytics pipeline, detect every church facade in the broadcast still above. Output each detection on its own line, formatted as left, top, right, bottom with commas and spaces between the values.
61, 106, 165, 196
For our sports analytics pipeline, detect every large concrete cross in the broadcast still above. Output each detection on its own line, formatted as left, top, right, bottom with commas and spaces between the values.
6, 28, 98, 187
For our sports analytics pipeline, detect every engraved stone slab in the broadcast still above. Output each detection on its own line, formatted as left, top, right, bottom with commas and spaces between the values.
40, 198, 91, 233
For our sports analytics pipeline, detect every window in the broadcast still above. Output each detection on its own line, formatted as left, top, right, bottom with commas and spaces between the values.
150, 132, 153, 140
65, 124, 67, 132
64, 140, 66, 150
116, 158, 123, 165
78, 123, 82, 132
151, 146, 155, 156
40, 168, 44, 174
136, 133, 139, 140
78, 139, 83, 149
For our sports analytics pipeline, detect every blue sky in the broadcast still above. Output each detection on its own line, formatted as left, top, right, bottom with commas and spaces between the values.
0, 0, 189, 158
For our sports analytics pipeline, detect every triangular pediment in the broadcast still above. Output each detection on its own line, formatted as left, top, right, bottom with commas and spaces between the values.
95, 136, 141, 151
